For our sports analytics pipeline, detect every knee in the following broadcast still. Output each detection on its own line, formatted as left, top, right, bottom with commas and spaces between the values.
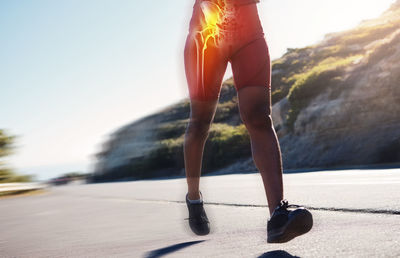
185, 118, 212, 138
240, 107, 273, 131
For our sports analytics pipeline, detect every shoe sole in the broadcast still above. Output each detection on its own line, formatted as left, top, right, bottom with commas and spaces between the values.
267, 209, 313, 243
189, 222, 210, 236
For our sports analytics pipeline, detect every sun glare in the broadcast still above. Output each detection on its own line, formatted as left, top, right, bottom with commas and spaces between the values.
258, 0, 396, 59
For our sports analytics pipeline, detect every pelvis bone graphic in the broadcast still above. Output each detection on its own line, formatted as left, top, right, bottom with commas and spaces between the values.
194, 0, 231, 96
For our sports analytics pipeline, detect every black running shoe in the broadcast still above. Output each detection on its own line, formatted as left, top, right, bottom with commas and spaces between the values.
185, 192, 210, 236
267, 199, 313, 243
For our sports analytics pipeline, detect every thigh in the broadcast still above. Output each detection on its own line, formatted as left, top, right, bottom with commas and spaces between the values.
184, 32, 229, 101
230, 37, 271, 91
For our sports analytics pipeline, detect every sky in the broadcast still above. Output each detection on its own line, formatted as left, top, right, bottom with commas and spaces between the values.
0, 0, 396, 180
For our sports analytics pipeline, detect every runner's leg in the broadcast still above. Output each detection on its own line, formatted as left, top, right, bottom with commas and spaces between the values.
237, 86, 283, 215
184, 99, 218, 200
232, 37, 283, 215
184, 31, 228, 200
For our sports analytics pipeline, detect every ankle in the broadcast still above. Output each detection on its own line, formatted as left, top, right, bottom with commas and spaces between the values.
188, 191, 201, 200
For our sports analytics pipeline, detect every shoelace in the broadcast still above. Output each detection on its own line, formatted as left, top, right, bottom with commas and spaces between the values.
278, 199, 302, 210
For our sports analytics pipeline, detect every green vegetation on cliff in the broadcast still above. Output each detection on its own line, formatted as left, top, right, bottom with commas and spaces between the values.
92, 1, 400, 182
0, 130, 32, 183
270, 5, 400, 129
286, 55, 362, 129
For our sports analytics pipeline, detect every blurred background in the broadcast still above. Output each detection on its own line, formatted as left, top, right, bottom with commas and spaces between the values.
2, 1, 400, 257
1, 0, 400, 184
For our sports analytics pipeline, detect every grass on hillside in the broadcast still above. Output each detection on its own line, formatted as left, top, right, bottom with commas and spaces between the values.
0, 189, 47, 199
92, 123, 252, 181
286, 55, 363, 129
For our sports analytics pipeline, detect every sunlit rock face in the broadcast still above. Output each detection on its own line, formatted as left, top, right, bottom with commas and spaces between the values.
92, 100, 191, 180
92, 1, 400, 181
275, 3, 400, 168
93, 115, 162, 176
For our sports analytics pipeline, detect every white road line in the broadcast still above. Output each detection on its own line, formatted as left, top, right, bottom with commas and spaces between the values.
287, 181, 400, 185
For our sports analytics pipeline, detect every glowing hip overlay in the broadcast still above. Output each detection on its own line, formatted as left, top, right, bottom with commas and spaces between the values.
198, 1, 225, 51
194, 0, 233, 96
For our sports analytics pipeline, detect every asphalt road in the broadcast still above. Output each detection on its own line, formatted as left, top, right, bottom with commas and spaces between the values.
1, 168, 399, 257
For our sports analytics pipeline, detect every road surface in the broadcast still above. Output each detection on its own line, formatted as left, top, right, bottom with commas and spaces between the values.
1, 168, 399, 257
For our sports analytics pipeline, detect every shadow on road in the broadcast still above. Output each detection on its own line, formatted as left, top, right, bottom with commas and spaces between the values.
145, 240, 206, 258
258, 250, 300, 258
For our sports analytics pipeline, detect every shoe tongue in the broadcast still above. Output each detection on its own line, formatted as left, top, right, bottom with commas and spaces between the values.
271, 206, 289, 218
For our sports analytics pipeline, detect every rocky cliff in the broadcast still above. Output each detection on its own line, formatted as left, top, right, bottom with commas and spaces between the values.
92, 1, 400, 182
